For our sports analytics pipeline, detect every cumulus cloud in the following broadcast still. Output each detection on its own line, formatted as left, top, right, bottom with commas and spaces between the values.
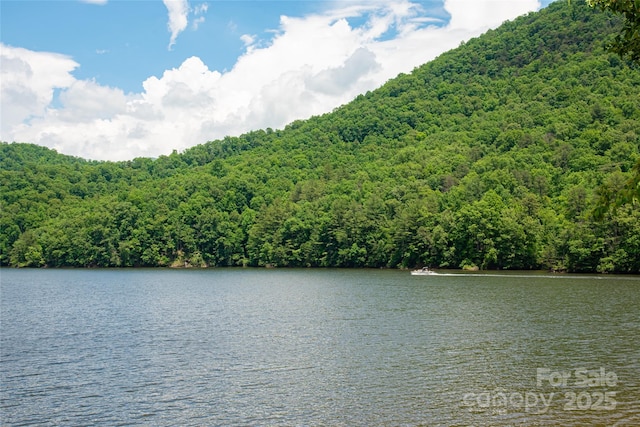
0, 44, 78, 137
306, 47, 380, 96
164, 0, 190, 50
58, 80, 127, 121
446, 0, 539, 30
1, 0, 543, 160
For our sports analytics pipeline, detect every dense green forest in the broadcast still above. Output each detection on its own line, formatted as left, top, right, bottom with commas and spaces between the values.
1, 1, 639, 272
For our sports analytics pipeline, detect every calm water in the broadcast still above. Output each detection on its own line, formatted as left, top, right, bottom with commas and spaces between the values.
1, 268, 639, 426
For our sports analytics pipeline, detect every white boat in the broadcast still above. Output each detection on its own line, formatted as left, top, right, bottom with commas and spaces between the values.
411, 267, 438, 275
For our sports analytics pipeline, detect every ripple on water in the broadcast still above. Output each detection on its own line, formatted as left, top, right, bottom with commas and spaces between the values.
1, 269, 639, 426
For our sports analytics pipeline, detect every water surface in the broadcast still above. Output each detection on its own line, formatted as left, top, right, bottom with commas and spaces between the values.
1, 268, 639, 426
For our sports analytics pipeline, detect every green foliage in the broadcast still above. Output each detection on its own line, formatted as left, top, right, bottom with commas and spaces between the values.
587, 0, 640, 64
1, 1, 639, 272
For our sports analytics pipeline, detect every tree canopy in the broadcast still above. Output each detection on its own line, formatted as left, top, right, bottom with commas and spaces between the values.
2, 1, 639, 272
587, 0, 640, 63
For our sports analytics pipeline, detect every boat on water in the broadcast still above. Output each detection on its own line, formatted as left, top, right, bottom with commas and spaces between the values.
411, 267, 438, 276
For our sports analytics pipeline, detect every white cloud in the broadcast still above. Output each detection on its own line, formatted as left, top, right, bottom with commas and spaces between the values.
446, 0, 539, 30
164, 0, 190, 50
79, 0, 108, 5
192, 3, 207, 30
240, 34, 256, 48
58, 80, 128, 121
194, 3, 208, 15
1, 0, 543, 161
165, 1, 208, 45
306, 47, 380, 96
193, 16, 206, 30
0, 44, 78, 138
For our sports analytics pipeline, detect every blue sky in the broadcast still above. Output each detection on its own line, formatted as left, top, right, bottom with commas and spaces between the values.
1, 0, 554, 160
3, 1, 333, 92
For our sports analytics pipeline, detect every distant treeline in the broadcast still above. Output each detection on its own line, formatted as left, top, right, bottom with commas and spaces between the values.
2, 1, 639, 272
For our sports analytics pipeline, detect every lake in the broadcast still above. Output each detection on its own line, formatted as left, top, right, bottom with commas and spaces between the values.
1, 268, 639, 426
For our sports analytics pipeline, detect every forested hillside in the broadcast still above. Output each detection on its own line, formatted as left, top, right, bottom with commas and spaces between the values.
2, 1, 639, 272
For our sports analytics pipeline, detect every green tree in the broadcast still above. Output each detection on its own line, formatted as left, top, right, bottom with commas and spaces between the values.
593, 159, 640, 219
9, 230, 44, 267
2, 1, 639, 273
587, 0, 640, 64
